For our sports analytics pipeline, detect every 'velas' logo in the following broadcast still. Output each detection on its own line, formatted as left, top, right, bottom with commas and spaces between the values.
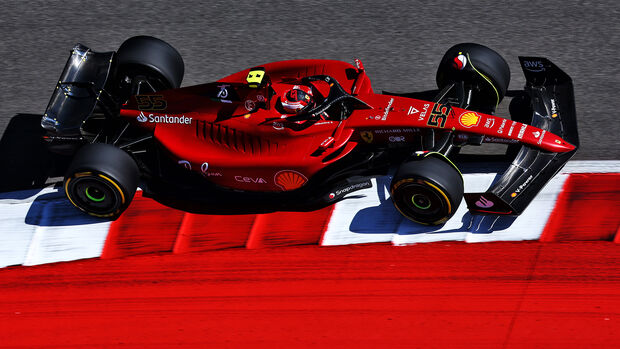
475, 196, 494, 208
459, 112, 481, 128
407, 106, 419, 115
274, 170, 307, 191
137, 111, 148, 122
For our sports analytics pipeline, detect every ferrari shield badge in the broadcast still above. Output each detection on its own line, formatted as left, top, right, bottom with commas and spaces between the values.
361, 130, 373, 143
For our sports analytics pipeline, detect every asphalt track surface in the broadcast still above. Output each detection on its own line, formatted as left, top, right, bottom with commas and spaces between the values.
1, 0, 619, 159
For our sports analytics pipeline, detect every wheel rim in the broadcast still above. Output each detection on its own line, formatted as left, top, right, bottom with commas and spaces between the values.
85, 186, 106, 202
411, 194, 432, 210
65, 173, 124, 217
392, 179, 452, 225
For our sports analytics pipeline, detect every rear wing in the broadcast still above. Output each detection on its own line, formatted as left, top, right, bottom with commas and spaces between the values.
41, 44, 114, 137
464, 57, 579, 215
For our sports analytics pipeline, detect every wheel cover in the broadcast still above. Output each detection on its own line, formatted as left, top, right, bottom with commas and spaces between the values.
411, 194, 432, 210
65, 172, 125, 217
392, 179, 453, 225
85, 186, 106, 202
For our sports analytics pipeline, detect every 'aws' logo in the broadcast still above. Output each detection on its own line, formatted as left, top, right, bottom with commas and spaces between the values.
523, 60, 545, 72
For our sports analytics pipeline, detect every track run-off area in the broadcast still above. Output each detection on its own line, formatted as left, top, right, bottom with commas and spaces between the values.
1, 242, 619, 348
0, 161, 618, 268
0, 161, 618, 347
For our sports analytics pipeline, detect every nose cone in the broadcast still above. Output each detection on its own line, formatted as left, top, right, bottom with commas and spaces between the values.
543, 132, 576, 153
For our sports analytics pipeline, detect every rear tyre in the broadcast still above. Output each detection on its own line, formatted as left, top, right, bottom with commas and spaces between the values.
436, 43, 510, 113
115, 36, 184, 97
64, 143, 139, 219
391, 156, 464, 225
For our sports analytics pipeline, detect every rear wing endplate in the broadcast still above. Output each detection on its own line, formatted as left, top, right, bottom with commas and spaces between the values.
41, 44, 114, 137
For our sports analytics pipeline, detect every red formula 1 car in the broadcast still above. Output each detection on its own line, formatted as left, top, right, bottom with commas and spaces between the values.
41, 36, 578, 224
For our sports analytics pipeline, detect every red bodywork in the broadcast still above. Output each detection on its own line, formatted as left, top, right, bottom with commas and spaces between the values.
119, 59, 574, 192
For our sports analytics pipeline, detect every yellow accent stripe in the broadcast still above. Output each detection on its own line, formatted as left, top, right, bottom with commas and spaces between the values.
88, 212, 115, 218
64, 177, 81, 210
423, 152, 463, 178
423, 180, 452, 217
391, 179, 427, 224
98, 174, 125, 204
391, 178, 413, 192
466, 53, 500, 108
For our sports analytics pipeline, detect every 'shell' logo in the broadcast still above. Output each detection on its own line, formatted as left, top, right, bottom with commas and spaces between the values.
459, 112, 480, 128
274, 170, 307, 191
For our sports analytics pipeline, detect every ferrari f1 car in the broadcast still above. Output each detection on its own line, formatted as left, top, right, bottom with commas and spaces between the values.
41, 36, 578, 224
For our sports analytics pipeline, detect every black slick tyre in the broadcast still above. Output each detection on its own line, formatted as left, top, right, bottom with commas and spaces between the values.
391, 156, 464, 225
436, 43, 510, 113
115, 36, 184, 95
64, 143, 139, 219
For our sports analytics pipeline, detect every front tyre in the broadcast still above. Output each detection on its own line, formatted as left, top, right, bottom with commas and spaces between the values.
391, 156, 464, 225
436, 43, 510, 113
64, 143, 139, 219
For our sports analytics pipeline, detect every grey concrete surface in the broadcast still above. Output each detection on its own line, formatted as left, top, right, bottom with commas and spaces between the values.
1, 0, 618, 159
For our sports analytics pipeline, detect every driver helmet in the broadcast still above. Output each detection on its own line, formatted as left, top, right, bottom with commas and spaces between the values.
281, 85, 314, 114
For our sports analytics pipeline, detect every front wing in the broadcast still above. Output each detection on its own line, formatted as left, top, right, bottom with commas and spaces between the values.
464, 57, 579, 215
